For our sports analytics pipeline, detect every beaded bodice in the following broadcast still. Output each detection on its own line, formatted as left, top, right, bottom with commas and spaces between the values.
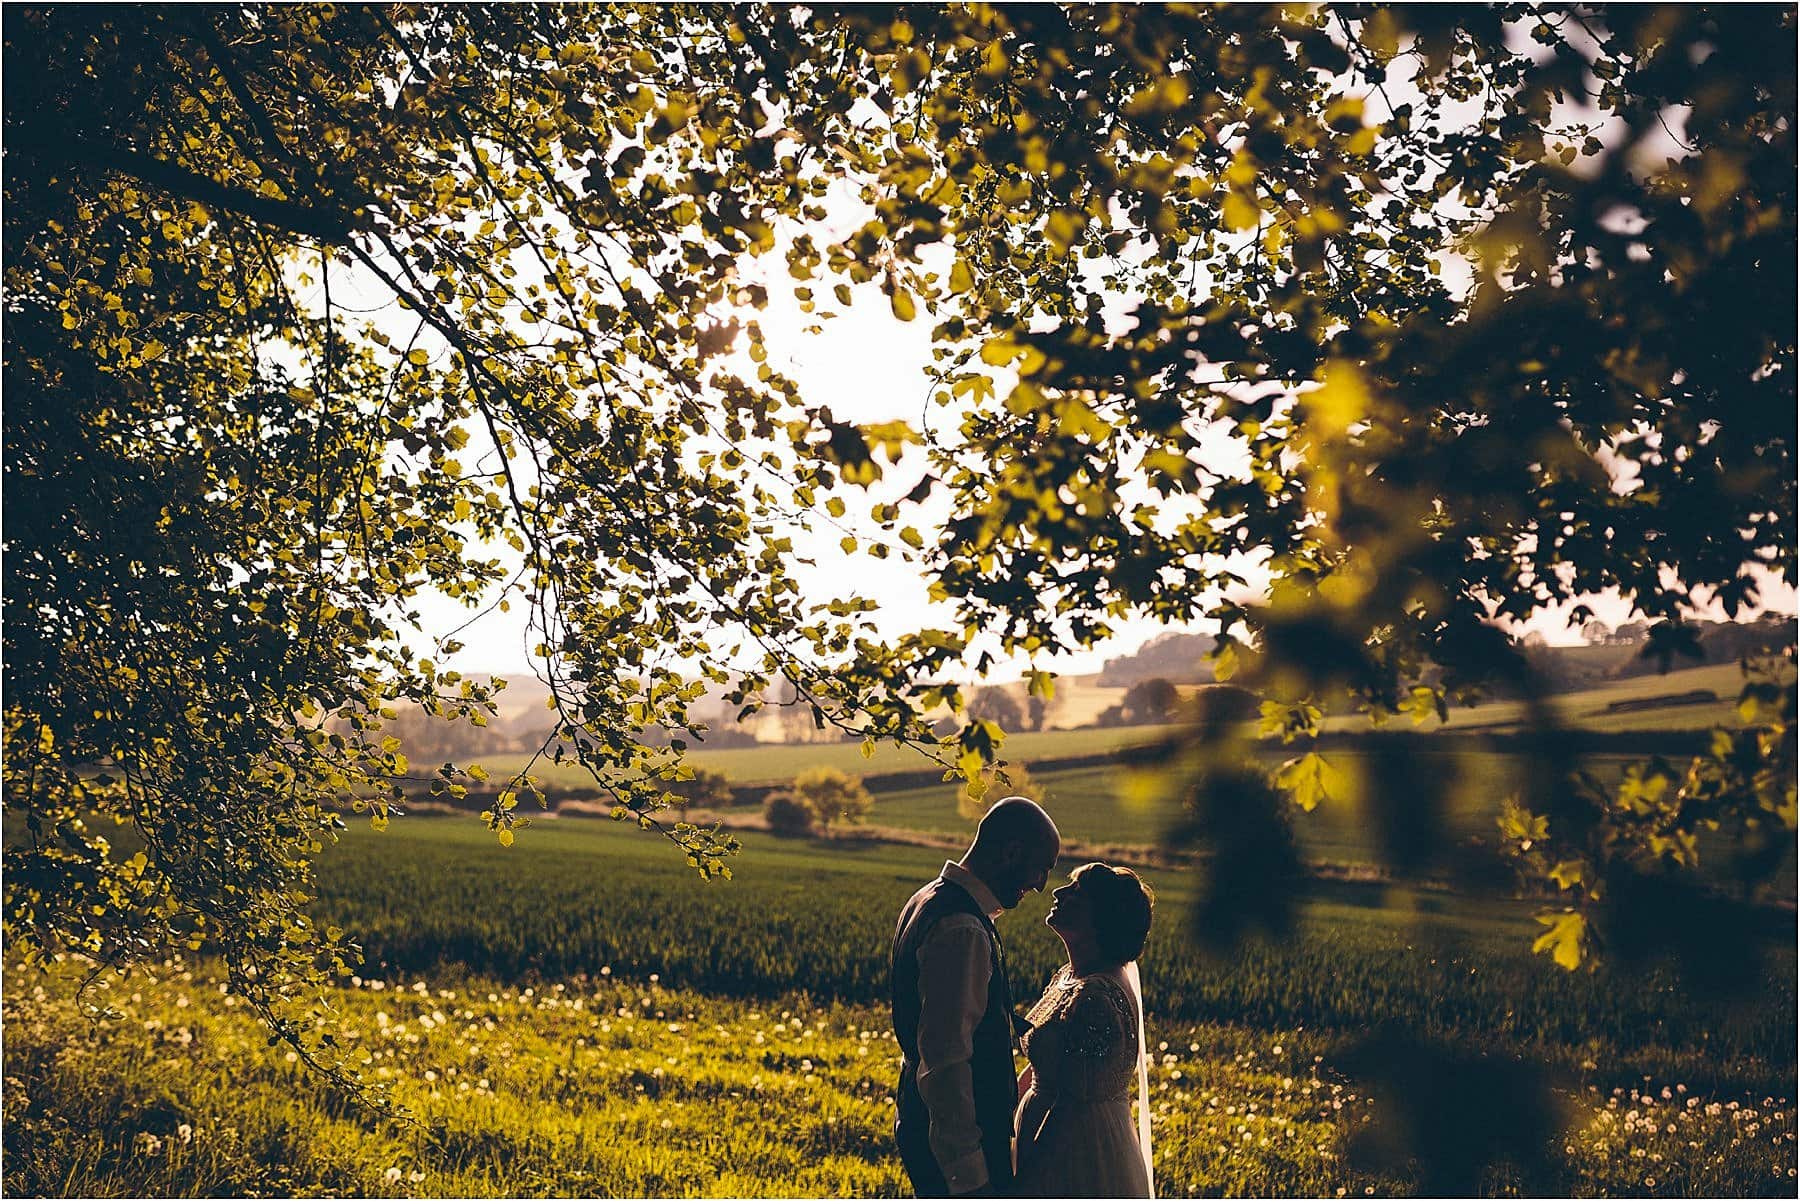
1020, 964, 1139, 1104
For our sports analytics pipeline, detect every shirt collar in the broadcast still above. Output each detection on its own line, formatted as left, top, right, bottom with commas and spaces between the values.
940, 860, 1004, 920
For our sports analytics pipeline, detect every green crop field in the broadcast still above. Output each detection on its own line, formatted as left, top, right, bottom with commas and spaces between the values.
476, 721, 1188, 791
472, 662, 1765, 797
295, 821, 1794, 1085
709, 746, 1791, 901
862, 751, 1647, 861
10, 671, 1796, 1197
6, 818, 1794, 1197
1418, 663, 1756, 735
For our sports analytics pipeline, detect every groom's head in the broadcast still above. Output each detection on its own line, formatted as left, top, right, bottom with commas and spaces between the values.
964, 796, 1061, 910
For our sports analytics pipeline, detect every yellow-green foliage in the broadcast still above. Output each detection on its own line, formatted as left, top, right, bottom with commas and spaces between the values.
6, 956, 1795, 1199
957, 761, 1044, 820
791, 766, 874, 827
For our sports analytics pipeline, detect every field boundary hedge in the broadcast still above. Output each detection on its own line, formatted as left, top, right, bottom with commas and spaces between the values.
403, 728, 1713, 814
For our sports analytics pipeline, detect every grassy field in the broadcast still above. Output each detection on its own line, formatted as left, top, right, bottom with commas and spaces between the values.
481, 720, 1188, 790
1392, 663, 1755, 735
5, 818, 1794, 1197
9, 955, 1794, 1199
10, 666, 1793, 1197
474, 662, 1762, 794
861, 751, 1645, 862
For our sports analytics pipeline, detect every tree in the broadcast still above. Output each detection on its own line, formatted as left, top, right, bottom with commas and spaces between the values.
1096, 632, 1217, 687
5, 5, 1793, 1107
967, 685, 1025, 733
663, 767, 735, 820
1581, 620, 1613, 646
761, 792, 816, 838
1025, 687, 1062, 732
1122, 678, 1181, 725
1194, 685, 1261, 726
789, 766, 874, 829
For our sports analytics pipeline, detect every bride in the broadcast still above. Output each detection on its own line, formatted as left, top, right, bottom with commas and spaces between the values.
1015, 862, 1156, 1198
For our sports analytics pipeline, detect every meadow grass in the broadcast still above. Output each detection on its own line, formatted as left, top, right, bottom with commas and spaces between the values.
6, 951, 1793, 1199
287, 821, 1794, 1099
8, 749, 1793, 1198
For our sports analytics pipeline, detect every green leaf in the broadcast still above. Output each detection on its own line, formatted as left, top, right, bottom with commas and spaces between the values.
1531, 911, 1588, 971
1548, 860, 1585, 892
979, 338, 1017, 366
1497, 797, 1550, 848
1272, 751, 1344, 813
1222, 191, 1259, 232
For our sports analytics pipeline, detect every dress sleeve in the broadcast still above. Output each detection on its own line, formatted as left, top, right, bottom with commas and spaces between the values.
1024, 977, 1129, 1100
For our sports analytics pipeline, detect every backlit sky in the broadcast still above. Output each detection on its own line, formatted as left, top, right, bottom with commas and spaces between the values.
409, 258, 1795, 683
395, 52, 1794, 685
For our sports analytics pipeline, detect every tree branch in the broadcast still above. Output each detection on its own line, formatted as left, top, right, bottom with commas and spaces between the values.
66, 136, 360, 245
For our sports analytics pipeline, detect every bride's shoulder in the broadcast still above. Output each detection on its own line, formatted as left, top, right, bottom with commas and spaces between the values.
1076, 967, 1130, 992
1072, 971, 1134, 1016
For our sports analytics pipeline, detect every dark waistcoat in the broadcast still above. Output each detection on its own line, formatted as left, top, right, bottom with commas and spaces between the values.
891, 876, 1017, 1196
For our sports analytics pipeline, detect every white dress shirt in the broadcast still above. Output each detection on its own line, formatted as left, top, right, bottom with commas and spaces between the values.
915, 860, 1006, 1194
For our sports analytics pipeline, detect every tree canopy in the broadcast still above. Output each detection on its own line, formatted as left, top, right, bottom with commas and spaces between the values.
4, 4, 1793, 1093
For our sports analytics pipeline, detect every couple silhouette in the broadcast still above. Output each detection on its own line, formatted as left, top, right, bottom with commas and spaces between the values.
891, 797, 1156, 1199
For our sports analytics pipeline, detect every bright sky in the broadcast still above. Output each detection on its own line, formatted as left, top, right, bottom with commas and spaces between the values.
395, 34, 1794, 686
410, 252, 1795, 685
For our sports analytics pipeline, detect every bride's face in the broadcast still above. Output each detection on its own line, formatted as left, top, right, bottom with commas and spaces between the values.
1044, 878, 1096, 943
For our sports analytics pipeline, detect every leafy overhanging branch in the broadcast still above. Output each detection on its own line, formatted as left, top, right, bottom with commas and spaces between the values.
3, 7, 1793, 1103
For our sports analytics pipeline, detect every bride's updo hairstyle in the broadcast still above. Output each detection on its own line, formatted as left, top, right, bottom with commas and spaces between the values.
1072, 862, 1155, 964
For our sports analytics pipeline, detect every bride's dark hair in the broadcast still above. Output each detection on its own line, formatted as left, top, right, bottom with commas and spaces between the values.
1072, 862, 1154, 964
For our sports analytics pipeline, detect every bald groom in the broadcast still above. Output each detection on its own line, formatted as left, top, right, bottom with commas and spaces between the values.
891, 797, 1061, 1198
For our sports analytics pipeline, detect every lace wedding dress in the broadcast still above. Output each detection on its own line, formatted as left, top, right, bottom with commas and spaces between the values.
1014, 964, 1154, 1198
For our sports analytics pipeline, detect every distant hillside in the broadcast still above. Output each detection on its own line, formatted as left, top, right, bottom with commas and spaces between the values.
1096, 631, 1217, 687
1088, 616, 1791, 696
1526, 614, 1793, 694
405, 614, 1790, 760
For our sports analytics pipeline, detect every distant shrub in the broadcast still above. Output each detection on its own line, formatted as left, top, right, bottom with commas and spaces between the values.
1194, 684, 1260, 725
791, 766, 874, 828
1122, 677, 1180, 724
762, 791, 816, 837
664, 766, 735, 811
